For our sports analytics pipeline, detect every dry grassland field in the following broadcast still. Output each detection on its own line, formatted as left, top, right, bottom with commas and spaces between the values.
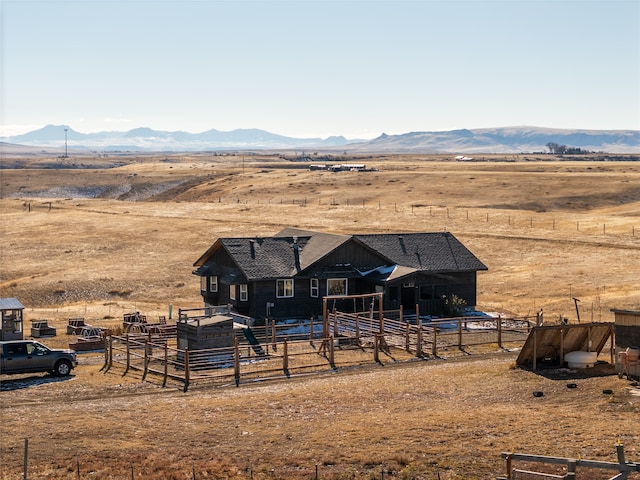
1, 152, 639, 479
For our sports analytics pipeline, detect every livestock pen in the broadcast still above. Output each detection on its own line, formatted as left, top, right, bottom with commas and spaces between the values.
102, 307, 533, 391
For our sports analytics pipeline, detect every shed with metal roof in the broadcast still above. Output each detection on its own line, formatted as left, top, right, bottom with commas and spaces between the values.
1, 297, 25, 341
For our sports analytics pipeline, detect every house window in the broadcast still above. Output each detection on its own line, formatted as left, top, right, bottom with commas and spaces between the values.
276, 279, 294, 298
420, 285, 434, 300
200, 276, 218, 292
310, 278, 319, 298
229, 285, 236, 301
240, 284, 248, 301
327, 278, 347, 296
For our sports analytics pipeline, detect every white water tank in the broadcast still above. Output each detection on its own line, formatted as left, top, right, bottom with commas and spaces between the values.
565, 351, 598, 369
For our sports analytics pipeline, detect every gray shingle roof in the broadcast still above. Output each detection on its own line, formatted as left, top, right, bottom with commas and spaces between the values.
222, 237, 304, 279
195, 229, 486, 280
353, 232, 487, 272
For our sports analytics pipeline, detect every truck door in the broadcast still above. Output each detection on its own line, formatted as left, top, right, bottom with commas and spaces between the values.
25, 342, 53, 372
2, 342, 31, 373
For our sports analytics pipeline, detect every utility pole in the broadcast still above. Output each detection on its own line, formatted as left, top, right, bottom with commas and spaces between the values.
64, 127, 68, 158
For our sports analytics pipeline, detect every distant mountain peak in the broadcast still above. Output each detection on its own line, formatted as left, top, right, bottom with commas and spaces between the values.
1, 125, 638, 153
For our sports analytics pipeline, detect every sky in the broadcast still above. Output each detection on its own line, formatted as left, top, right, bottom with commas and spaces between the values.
1, 0, 639, 140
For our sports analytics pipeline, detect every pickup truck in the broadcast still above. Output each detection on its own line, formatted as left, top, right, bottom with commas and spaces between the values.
0, 340, 78, 376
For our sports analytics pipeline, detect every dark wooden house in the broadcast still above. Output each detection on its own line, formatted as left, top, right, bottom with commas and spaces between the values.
193, 228, 487, 321
1, 297, 25, 341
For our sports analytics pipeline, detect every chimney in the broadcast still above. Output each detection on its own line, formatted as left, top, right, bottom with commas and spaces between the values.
249, 239, 255, 258
292, 237, 301, 271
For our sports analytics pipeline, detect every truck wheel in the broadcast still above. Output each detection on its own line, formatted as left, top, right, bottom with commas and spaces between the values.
54, 360, 72, 376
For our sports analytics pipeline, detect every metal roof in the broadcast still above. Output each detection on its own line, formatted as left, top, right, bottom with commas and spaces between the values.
0, 298, 25, 310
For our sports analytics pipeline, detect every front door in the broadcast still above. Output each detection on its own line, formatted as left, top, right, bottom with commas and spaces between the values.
401, 283, 416, 311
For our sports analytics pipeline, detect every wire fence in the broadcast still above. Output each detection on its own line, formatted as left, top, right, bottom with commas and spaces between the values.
17, 198, 638, 238
9, 437, 454, 480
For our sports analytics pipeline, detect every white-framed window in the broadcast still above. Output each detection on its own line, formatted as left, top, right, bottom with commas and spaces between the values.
240, 284, 248, 301
327, 278, 347, 296
200, 276, 218, 292
229, 284, 236, 301
276, 279, 294, 298
310, 278, 319, 298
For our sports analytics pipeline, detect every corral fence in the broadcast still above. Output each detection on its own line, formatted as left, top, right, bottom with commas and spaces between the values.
102, 303, 534, 391
498, 442, 639, 479
326, 309, 534, 357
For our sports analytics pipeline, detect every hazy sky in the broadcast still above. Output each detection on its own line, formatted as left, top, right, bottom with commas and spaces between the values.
1, 0, 639, 139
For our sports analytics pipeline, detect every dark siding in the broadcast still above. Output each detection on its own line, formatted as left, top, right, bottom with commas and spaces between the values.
311, 239, 389, 270
250, 278, 320, 321
616, 326, 640, 349
386, 271, 478, 316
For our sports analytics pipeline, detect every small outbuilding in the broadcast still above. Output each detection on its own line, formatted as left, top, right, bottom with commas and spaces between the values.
1, 298, 25, 341
611, 309, 640, 379
177, 314, 236, 351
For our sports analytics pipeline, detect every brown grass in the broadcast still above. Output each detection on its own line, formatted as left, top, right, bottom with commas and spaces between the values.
1, 153, 639, 479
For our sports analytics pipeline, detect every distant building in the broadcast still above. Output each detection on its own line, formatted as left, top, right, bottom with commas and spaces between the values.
309, 163, 371, 172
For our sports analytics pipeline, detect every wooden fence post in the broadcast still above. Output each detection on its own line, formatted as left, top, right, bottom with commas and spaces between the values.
458, 319, 463, 350
416, 325, 423, 358
23, 437, 28, 480
162, 342, 168, 388
125, 334, 130, 374
497, 315, 502, 349
184, 347, 190, 392
309, 316, 314, 345
283, 338, 289, 374
355, 314, 360, 342
108, 336, 113, 370
234, 337, 240, 386
329, 335, 336, 368
102, 336, 109, 370
142, 339, 149, 381
374, 334, 380, 363
504, 453, 512, 478
405, 323, 410, 352
432, 326, 438, 357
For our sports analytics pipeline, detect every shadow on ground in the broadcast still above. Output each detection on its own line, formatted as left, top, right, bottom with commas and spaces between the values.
0, 374, 74, 391
522, 361, 616, 380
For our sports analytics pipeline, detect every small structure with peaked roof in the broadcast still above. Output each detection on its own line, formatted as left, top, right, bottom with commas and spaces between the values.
193, 228, 487, 321
1, 297, 25, 341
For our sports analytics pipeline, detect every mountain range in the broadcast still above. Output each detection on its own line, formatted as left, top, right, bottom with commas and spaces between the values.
2, 124, 638, 153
